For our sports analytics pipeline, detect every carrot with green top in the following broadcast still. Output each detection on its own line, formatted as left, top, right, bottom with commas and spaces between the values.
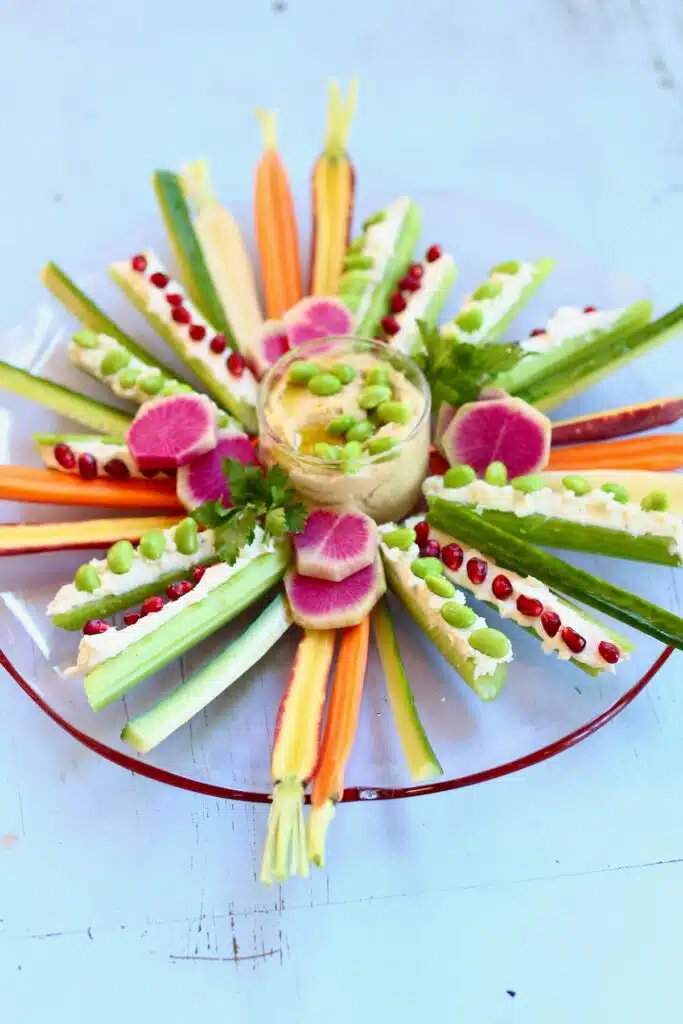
254, 109, 303, 319
307, 616, 370, 868
260, 627, 335, 885
309, 79, 358, 297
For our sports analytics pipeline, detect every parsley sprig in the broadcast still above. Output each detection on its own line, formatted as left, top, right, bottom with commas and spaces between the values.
192, 459, 308, 565
416, 319, 527, 409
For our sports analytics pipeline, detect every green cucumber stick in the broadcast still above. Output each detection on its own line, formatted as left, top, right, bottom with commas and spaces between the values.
153, 170, 231, 335
0, 360, 132, 436
427, 499, 683, 649
122, 592, 292, 752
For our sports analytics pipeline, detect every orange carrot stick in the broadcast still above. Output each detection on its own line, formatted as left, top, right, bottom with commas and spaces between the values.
309, 79, 358, 296
0, 466, 182, 510
0, 516, 184, 556
546, 434, 683, 472
254, 109, 303, 318
307, 616, 370, 867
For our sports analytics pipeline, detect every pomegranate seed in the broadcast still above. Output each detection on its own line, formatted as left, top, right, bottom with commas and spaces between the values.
466, 557, 488, 585
150, 271, 169, 288
516, 594, 543, 618
172, 306, 191, 325
492, 574, 513, 601
53, 443, 75, 470
78, 453, 98, 480
104, 458, 130, 480
442, 543, 464, 571
83, 619, 109, 635
414, 521, 430, 547
189, 324, 206, 342
123, 611, 140, 627
141, 595, 164, 616
399, 275, 421, 292
428, 448, 449, 476
191, 565, 206, 582
227, 352, 246, 377
408, 263, 424, 281
390, 292, 407, 314
561, 626, 586, 654
210, 334, 227, 354
420, 539, 441, 559
540, 609, 561, 637
583, 305, 597, 313
167, 580, 194, 601
380, 315, 400, 336
598, 640, 620, 664
426, 244, 442, 262
166, 292, 183, 307
530, 327, 546, 337
131, 254, 147, 272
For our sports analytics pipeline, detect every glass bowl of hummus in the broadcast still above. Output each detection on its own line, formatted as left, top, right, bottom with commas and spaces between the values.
258, 336, 431, 523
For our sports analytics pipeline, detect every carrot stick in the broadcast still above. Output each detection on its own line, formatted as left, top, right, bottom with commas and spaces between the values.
0, 466, 182, 510
0, 515, 184, 556
254, 109, 303, 319
309, 79, 358, 296
308, 616, 370, 867
546, 434, 683, 472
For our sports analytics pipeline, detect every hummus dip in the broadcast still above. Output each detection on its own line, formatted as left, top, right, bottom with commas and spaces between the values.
259, 340, 430, 524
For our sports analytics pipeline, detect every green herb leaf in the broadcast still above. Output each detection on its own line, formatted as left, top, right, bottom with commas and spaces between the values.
215, 507, 259, 565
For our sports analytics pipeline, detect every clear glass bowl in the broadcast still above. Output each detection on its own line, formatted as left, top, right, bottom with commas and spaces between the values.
0, 187, 675, 803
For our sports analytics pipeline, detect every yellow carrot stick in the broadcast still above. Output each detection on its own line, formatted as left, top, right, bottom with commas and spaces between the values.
260, 627, 336, 885
309, 79, 358, 297
0, 515, 183, 556
254, 110, 303, 319
307, 616, 369, 867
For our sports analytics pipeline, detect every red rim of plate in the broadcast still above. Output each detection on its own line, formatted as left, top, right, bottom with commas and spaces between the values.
0, 644, 674, 803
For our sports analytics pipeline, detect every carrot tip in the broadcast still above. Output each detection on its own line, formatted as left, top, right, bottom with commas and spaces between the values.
255, 108, 278, 150
323, 78, 358, 159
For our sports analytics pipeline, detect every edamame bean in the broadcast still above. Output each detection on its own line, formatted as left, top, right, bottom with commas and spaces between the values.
358, 385, 392, 410
328, 414, 356, 436
641, 488, 670, 512
485, 461, 508, 486
473, 281, 502, 301
367, 365, 391, 387
490, 260, 521, 275
75, 564, 100, 593
106, 540, 134, 575
444, 464, 476, 489
100, 349, 130, 376
118, 367, 140, 389
511, 474, 546, 494
376, 401, 411, 425
343, 254, 373, 271
139, 529, 166, 560
346, 420, 375, 443
73, 330, 100, 349
441, 602, 476, 629
308, 373, 342, 397
562, 475, 592, 497
382, 527, 416, 550
455, 308, 484, 333
367, 436, 398, 456
330, 364, 357, 385
468, 627, 511, 659
175, 517, 199, 555
601, 483, 629, 504
289, 361, 320, 385
140, 375, 165, 395
426, 575, 456, 599
314, 443, 342, 460
362, 211, 386, 230
411, 557, 443, 579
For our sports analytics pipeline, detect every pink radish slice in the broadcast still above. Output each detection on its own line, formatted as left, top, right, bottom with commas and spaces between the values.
250, 320, 290, 379
127, 395, 218, 471
293, 506, 378, 581
286, 297, 354, 336
285, 554, 386, 629
176, 431, 258, 511
441, 395, 551, 477
287, 320, 331, 347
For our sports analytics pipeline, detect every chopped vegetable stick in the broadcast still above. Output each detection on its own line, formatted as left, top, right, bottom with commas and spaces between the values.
180, 160, 264, 366
309, 79, 358, 296
371, 598, 442, 782
254, 109, 303, 319
546, 434, 683, 472
308, 616, 370, 867
0, 466, 182, 510
260, 628, 336, 885
0, 515, 183, 556
122, 593, 292, 752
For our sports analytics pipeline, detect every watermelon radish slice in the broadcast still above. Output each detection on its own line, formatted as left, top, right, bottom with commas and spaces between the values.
285, 554, 386, 629
285, 297, 354, 336
293, 506, 378, 582
441, 395, 551, 477
252, 320, 290, 379
127, 394, 218, 471
176, 430, 259, 511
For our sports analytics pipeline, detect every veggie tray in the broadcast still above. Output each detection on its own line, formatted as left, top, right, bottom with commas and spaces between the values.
1, 82, 682, 884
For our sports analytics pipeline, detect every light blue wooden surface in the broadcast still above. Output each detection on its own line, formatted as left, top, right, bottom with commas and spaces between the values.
1, 2, 683, 1021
